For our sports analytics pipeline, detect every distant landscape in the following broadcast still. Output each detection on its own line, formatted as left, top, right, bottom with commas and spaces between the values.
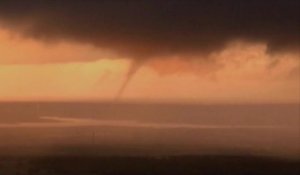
0, 102, 299, 174
0, 155, 299, 175
0, 0, 299, 174
0, 102, 299, 157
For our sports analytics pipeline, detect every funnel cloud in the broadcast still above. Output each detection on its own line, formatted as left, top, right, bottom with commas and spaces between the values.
115, 61, 142, 99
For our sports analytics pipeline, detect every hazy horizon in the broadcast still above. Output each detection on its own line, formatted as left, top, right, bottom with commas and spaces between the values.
0, 102, 298, 158
0, 1, 299, 174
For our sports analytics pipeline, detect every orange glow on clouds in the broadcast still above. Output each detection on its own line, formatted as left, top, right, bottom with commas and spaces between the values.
0, 28, 299, 103
0, 28, 115, 64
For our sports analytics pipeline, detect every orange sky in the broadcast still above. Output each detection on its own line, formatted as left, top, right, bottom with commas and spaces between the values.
0, 28, 299, 103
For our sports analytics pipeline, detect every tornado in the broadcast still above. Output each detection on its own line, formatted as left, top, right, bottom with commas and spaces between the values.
115, 61, 142, 100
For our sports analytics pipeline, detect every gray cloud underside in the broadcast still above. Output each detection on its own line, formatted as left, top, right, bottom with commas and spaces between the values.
0, 0, 299, 61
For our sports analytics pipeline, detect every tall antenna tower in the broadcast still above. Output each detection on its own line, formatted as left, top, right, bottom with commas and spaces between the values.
92, 130, 96, 146
36, 102, 40, 117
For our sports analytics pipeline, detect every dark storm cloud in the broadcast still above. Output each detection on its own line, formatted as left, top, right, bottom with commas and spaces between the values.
0, 0, 299, 60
